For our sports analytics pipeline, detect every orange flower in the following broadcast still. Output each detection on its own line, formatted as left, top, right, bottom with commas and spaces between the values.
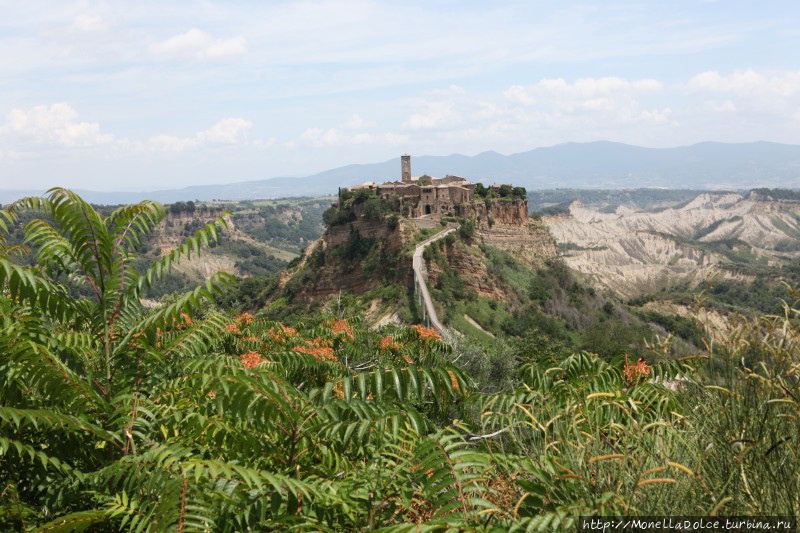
241, 335, 258, 342
240, 350, 265, 368
447, 370, 461, 392
293, 338, 337, 362
379, 335, 402, 351
237, 312, 254, 327
411, 324, 441, 343
623, 354, 651, 385
181, 312, 193, 327
225, 323, 241, 334
312, 336, 333, 348
268, 324, 298, 343
207, 390, 217, 398
329, 319, 354, 340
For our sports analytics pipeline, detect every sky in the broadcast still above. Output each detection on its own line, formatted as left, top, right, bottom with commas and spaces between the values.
1, 0, 800, 191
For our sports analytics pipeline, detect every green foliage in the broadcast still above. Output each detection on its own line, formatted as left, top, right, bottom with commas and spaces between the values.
750, 187, 800, 201
322, 205, 356, 226
238, 213, 323, 253
638, 278, 793, 316
0, 190, 490, 530
579, 319, 654, 357
534, 202, 571, 216
637, 309, 706, 346
457, 217, 476, 241
168, 200, 196, 214
331, 229, 378, 264
498, 184, 514, 198
325, 189, 401, 227
526, 188, 710, 214
4, 190, 800, 528
212, 238, 286, 276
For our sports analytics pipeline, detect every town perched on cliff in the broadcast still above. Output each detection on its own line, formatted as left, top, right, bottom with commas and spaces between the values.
325, 154, 528, 229
348, 153, 526, 217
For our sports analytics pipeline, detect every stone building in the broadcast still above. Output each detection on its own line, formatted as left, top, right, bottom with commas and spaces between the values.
348, 155, 478, 218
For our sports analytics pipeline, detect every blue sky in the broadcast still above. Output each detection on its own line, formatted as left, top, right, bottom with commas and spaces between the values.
1, 0, 800, 191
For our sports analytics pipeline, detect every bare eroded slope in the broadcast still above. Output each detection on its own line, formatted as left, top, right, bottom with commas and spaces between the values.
545, 192, 800, 298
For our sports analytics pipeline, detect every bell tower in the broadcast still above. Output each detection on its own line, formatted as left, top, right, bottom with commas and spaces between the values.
401, 154, 411, 182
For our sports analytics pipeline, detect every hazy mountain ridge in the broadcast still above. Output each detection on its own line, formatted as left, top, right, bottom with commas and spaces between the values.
3, 141, 800, 204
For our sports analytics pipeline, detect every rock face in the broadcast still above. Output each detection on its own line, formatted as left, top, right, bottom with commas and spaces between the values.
151, 211, 242, 278
544, 192, 800, 298
459, 200, 529, 225
151, 210, 231, 253
283, 205, 557, 305
477, 218, 556, 268
427, 218, 557, 302
284, 218, 409, 302
428, 244, 506, 300
324, 219, 396, 248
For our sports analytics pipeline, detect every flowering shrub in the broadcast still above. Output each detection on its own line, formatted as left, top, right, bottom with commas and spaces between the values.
329, 319, 354, 340
268, 324, 298, 343
237, 312, 255, 327
240, 350, 265, 368
411, 324, 441, 343
293, 337, 337, 362
379, 335, 402, 351
623, 354, 651, 384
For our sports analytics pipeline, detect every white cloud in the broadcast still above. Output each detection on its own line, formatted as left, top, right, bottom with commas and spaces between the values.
297, 126, 406, 147
505, 76, 662, 106
686, 70, 800, 118
148, 118, 253, 151
688, 70, 800, 98
71, 14, 109, 33
342, 114, 373, 130
0, 105, 259, 157
253, 137, 277, 149
293, 112, 407, 147
300, 127, 341, 146
151, 29, 246, 60
405, 101, 459, 130
703, 99, 737, 112
1, 103, 114, 147
631, 108, 672, 125
197, 118, 252, 144
504, 85, 537, 106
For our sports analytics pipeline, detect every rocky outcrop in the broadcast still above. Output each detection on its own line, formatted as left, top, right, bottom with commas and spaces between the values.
459, 200, 529, 225
284, 219, 409, 302
324, 219, 397, 248
544, 192, 800, 298
151, 211, 231, 252
428, 243, 506, 300
427, 218, 558, 302
477, 219, 556, 269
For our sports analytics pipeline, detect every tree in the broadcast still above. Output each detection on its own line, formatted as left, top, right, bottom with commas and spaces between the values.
0, 189, 479, 531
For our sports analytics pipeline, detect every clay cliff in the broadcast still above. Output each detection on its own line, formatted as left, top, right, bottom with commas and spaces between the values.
544, 192, 800, 298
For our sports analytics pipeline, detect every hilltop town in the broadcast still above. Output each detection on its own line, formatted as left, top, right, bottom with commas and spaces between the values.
337, 154, 528, 221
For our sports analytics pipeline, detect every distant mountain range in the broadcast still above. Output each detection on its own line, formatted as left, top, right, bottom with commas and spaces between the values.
2, 141, 800, 204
